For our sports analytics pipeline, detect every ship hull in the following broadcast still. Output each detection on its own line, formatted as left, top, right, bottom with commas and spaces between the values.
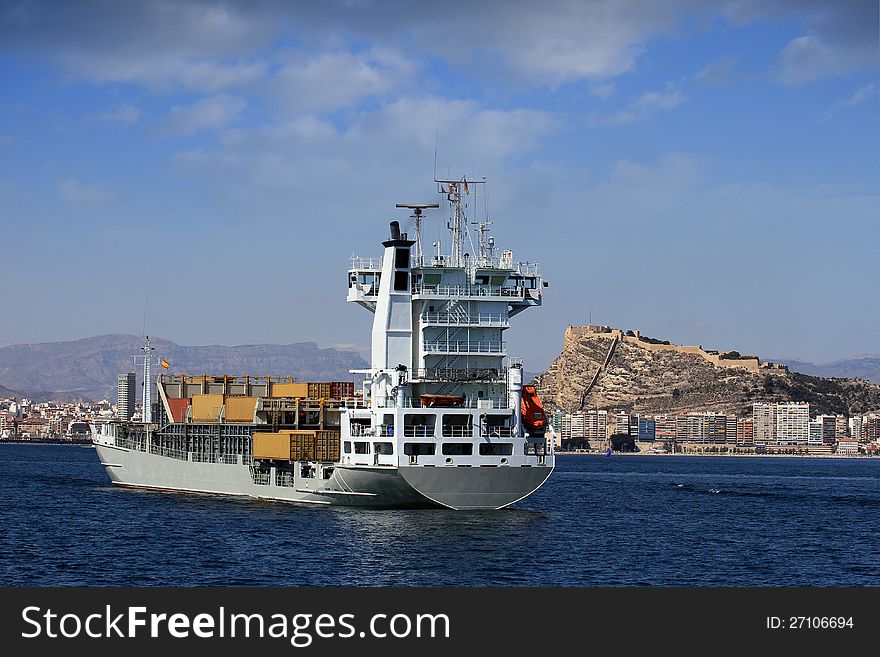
94, 443, 552, 510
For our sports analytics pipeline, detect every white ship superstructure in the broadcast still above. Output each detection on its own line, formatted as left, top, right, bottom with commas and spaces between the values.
93, 178, 553, 509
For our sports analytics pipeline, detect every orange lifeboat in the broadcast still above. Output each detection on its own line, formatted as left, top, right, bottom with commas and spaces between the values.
521, 385, 547, 435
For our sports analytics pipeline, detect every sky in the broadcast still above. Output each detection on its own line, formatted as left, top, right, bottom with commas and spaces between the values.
0, 0, 877, 372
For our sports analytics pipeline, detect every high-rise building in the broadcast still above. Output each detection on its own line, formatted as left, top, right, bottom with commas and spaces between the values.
753, 403, 776, 445
117, 372, 136, 420
864, 415, 880, 442
809, 420, 823, 445
726, 416, 738, 442
638, 418, 656, 442
655, 416, 676, 443
676, 414, 705, 443
849, 416, 864, 442
816, 415, 838, 445
736, 417, 754, 445
584, 410, 608, 443
775, 402, 809, 445
705, 413, 728, 443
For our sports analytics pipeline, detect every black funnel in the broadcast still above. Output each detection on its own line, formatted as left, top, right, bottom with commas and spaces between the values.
389, 221, 401, 240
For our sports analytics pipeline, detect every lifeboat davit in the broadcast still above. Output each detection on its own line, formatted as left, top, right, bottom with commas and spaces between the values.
521, 385, 547, 435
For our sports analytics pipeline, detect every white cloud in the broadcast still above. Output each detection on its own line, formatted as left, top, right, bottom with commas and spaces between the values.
603, 84, 687, 125
92, 104, 141, 124
163, 95, 247, 136
776, 35, 837, 85
840, 82, 878, 108
57, 178, 116, 205
695, 57, 737, 85
266, 48, 415, 113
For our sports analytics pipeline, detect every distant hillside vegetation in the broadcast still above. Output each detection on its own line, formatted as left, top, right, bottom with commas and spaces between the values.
0, 335, 368, 401
534, 326, 880, 417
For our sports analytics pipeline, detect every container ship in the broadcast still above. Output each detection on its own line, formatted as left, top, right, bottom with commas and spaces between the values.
93, 178, 554, 509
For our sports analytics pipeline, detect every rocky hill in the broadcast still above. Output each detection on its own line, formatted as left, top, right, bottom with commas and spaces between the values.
533, 326, 880, 417
0, 335, 368, 402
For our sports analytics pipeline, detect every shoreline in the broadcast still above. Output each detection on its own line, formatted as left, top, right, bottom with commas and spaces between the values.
556, 450, 876, 460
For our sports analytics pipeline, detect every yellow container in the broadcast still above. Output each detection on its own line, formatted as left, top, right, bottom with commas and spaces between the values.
191, 394, 224, 422
253, 432, 293, 460
271, 382, 308, 398
225, 396, 258, 422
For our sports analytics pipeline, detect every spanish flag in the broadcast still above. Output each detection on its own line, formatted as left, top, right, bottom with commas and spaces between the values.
463, 179, 469, 194
161, 358, 170, 369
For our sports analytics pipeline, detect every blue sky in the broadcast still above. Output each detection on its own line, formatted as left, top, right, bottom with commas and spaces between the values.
0, 0, 877, 371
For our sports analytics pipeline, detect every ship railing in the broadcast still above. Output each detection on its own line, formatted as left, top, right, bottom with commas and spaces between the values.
151, 445, 188, 461
403, 425, 435, 437
192, 451, 234, 464
250, 468, 270, 485
349, 256, 384, 271
116, 435, 147, 452
275, 470, 295, 487
349, 423, 372, 437
441, 426, 474, 438
410, 367, 506, 383
481, 427, 516, 437
423, 340, 506, 354
375, 396, 510, 409
420, 312, 508, 326
412, 284, 526, 298
514, 261, 540, 276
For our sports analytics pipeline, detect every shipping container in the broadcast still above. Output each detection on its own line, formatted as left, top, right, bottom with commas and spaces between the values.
191, 394, 224, 422
330, 382, 355, 399
307, 382, 333, 399
271, 382, 308, 398
290, 430, 317, 462
315, 429, 341, 461
225, 396, 258, 422
167, 397, 190, 423
253, 432, 293, 460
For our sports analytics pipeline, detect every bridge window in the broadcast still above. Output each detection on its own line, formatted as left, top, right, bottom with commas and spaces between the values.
373, 442, 394, 455
354, 441, 370, 454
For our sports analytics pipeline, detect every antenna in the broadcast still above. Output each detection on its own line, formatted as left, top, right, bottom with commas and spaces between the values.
433, 103, 440, 182
396, 204, 439, 266
471, 219, 494, 266
434, 176, 486, 267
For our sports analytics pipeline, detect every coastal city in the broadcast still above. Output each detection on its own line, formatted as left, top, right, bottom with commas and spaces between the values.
553, 403, 880, 456
2, 373, 879, 458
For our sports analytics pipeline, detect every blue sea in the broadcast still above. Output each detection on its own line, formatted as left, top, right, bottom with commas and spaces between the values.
1, 445, 877, 586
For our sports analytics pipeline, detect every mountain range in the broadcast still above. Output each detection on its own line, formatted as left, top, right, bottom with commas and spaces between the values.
772, 356, 880, 384
0, 335, 368, 402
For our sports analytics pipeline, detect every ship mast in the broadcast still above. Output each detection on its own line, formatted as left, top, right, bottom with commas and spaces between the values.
435, 177, 485, 267
396, 203, 439, 266
141, 336, 155, 423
